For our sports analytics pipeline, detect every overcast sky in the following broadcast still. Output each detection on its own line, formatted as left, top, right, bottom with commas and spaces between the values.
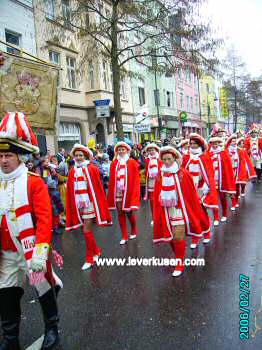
202, 0, 262, 77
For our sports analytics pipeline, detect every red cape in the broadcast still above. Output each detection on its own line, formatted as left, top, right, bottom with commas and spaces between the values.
27, 174, 52, 245
107, 158, 140, 211
207, 149, 236, 194
182, 153, 219, 209
242, 149, 257, 180
234, 149, 248, 184
153, 167, 210, 243
244, 137, 262, 155
144, 158, 162, 200
66, 164, 112, 231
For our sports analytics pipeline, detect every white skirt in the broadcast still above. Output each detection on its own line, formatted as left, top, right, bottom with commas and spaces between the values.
167, 207, 185, 226
79, 202, 96, 219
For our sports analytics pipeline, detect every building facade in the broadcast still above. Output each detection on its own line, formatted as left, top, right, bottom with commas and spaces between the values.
175, 67, 205, 136
131, 59, 178, 142
0, 0, 37, 56
200, 75, 224, 136
33, 0, 135, 152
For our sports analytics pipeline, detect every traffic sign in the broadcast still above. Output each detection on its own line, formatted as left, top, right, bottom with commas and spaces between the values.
94, 99, 111, 118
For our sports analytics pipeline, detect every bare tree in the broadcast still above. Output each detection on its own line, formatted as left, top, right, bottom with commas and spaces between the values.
221, 47, 248, 131
36, 0, 220, 139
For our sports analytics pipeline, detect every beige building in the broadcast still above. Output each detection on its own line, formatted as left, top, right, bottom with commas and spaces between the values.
33, 0, 134, 152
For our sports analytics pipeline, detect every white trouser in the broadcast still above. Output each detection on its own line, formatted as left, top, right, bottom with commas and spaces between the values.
0, 250, 56, 296
0, 250, 27, 289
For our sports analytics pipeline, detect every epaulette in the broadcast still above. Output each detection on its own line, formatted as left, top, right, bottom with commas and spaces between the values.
28, 171, 40, 177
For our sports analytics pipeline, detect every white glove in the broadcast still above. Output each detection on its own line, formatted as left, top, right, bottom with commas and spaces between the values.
202, 183, 210, 196
30, 243, 50, 272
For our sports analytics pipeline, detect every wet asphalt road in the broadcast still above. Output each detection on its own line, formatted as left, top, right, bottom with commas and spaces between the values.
19, 183, 262, 350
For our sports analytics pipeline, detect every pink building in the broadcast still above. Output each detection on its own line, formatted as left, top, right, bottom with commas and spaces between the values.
175, 67, 206, 136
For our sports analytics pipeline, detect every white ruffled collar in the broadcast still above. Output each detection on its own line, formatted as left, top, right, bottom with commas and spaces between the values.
0, 162, 27, 181
75, 160, 90, 168
117, 154, 129, 163
161, 162, 179, 174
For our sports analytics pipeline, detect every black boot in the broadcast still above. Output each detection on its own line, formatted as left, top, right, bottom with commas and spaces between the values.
0, 287, 24, 350
38, 288, 59, 350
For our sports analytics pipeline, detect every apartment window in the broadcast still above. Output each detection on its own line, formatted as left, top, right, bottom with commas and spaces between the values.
207, 104, 211, 116
121, 80, 126, 99
179, 92, 184, 109
99, 4, 103, 24
46, 0, 55, 19
49, 51, 60, 65
194, 75, 197, 88
88, 60, 95, 89
105, 9, 110, 19
110, 65, 113, 91
190, 97, 193, 111
178, 68, 182, 79
66, 56, 76, 89
186, 96, 190, 111
139, 87, 146, 106
86, 13, 90, 28
102, 61, 108, 90
187, 70, 192, 83
195, 96, 199, 112
154, 89, 160, 107
166, 91, 171, 107
62, 0, 71, 27
5, 30, 21, 55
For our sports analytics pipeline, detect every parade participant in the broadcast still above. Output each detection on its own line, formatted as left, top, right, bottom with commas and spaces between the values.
143, 143, 162, 226
237, 137, 257, 195
182, 133, 218, 247
244, 127, 262, 182
208, 137, 236, 225
177, 139, 189, 155
66, 144, 112, 270
210, 124, 227, 148
0, 112, 62, 350
107, 142, 140, 245
153, 146, 209, 277
225, 134, 247, 209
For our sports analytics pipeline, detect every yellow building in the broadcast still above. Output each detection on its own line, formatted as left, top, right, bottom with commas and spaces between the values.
200, 75, 219, 132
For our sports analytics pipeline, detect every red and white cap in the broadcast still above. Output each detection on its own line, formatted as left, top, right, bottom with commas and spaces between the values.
225, 134, 237, 148
71, 143, 93, 159
0, 112, 39, 154
114, 141, 131, 153
144, 143, 160, 153
160, 146, 181, 159
177, 139, 189, 148
237, 137, 245, 145
209, 136, 223, 144
189, 133, 208, 150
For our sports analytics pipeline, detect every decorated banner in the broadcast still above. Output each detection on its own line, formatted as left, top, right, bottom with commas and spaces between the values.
0, 53, 58, 130
220, 87, 229, 117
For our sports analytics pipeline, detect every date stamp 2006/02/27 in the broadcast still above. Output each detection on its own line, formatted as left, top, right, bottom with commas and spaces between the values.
239, 274, 250, 340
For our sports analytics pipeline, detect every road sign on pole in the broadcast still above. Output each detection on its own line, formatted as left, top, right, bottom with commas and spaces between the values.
94, 99, 111, 118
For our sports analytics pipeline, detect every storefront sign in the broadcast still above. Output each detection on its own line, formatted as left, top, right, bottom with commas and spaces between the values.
134, 124, 151, 133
